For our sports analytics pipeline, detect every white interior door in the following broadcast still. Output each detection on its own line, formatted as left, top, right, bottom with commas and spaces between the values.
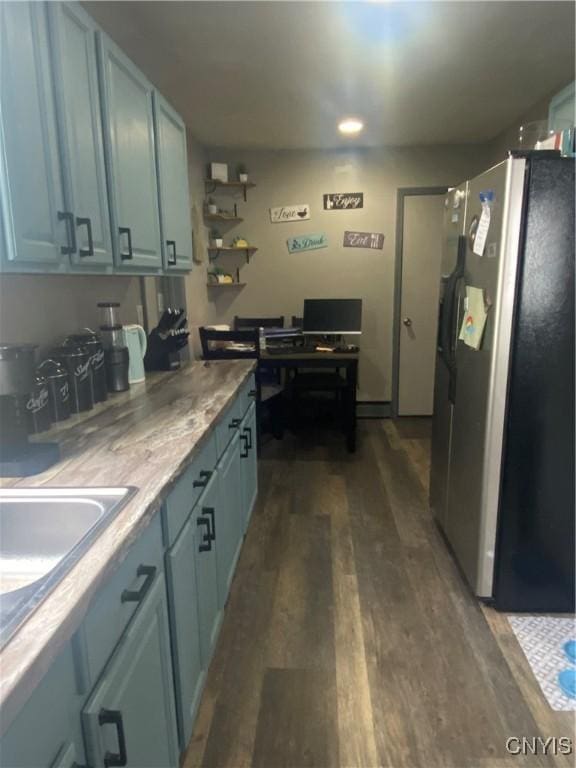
398, 194, 444, 415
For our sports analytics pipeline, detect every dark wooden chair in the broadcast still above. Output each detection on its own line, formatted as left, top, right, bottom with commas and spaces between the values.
198, 327, 284, 439
234, 316, 284, 330
199, 328, 258, 359
291, 316, 303, 329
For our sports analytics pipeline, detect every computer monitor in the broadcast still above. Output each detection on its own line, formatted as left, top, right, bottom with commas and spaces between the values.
302, 299, 362, 335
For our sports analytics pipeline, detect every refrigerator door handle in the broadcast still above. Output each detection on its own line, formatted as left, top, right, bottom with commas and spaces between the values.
441, 235, 467, 370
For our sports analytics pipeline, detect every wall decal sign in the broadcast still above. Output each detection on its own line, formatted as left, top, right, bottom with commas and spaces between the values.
269, 204, 310, 223
323, 192, 363, 210
287, 233, 328, 253
343, 231, 385, 250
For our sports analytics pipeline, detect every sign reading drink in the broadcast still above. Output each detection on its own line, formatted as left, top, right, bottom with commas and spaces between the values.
287, 233, 328, 253
269, 204, 310, 223
343, 230, 385, 250
323, 192, 363, 210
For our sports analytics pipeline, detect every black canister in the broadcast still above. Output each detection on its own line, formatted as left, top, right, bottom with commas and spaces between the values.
105, 346, 130, 392
67, 331, 107, 403
25, 372, 52, 434
37, 359, 71, 422
52, 343, 94, 413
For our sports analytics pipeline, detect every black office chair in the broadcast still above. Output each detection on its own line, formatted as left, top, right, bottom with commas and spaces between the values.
234, 316, 284, 330
198, 327, 284, 439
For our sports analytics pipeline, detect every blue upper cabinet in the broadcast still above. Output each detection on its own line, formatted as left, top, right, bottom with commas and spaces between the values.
47, 3, 113, 270
96, 31, 162, 272
0, 3, 68, 271
153, 94, 193, 272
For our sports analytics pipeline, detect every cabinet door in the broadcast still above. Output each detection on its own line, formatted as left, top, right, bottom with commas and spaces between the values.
48, 3, 112, 268
0, 642, 81, 768
240, 402, 258, 532
82, 573, 179, 768
216, 433, 243, 607
0, 2, 67, 269
50, 741, 81, 768
166, 515, 204, 751
97, 32, 162, 271
153, 93, 193, 272
194, 472, 222, 665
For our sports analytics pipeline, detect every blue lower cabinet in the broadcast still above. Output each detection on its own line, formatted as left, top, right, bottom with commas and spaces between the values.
50, 741, 81, 768
0, 642, 84, 768
166, 513, 204, 751
240, 403, 258, 532
82, 572, 179, 768
216, 433, 243, 607
193, 472, 222, 666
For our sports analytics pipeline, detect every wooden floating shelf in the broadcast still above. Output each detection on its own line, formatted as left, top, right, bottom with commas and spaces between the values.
204, 213, 244, 223
206, 282, 246, 288
208, 246, 258, 264
204, 179, 256, 201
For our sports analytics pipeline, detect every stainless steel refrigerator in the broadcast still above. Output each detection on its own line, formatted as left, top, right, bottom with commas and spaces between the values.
430, 153, 575, 612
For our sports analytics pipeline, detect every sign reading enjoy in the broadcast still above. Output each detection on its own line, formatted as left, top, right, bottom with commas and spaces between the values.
323, 193, 363, 210
287, 233, 328, 254
270, 204, 310, 223
343, 231, 385, 250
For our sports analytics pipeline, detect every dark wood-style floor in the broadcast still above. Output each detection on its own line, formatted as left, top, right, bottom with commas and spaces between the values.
185, 419, 575, 768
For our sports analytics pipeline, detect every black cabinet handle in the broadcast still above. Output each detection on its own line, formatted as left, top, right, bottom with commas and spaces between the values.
203, 507, 216, 540
166, 240, 177, 266
119, 226, 133, 260
248, 389, 257, 399
193, 469, 212, 489
121, 564, 156, 603
243, 425, 253, 450
229, 418, 241, 430
58, 211, 77, 255
76, 217, 94, 257
197, 517, 212, 551
240, 433, 249, 459
98, 709, 128, 767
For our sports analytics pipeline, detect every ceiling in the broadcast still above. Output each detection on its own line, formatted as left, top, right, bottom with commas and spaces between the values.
84, 1, 575, 150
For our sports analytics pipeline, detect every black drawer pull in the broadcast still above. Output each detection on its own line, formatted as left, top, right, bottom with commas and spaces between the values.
203, 507, 216, 540
98, 708, 128, 767
229, 418, 241, 430
197, 517, 212, 551
119, 226, 133, 260
240, 433, 249, 459
166, 239, 177, 266
193, 469, 212, 488
248, 389, 257, 398
243, 425, 253, 450
76, 216, 94, 257
58, 211, 77, 255
121, 564, 156, 603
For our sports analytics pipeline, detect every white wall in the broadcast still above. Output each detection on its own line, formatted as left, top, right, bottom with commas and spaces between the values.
192, 145, 491, 401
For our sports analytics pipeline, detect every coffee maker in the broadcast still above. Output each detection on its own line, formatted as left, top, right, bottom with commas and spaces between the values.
0, 344, 60, 476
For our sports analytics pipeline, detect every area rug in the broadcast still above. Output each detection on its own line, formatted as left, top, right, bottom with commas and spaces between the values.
508, 615, 576, 711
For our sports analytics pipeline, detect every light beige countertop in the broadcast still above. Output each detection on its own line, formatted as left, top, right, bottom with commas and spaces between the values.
0, 360, 255, 732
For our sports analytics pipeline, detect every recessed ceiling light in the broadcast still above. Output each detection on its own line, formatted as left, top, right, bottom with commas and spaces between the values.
338, 118, 364, 136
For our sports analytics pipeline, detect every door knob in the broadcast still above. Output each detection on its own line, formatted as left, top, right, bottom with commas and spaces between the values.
403, 317, 412, 327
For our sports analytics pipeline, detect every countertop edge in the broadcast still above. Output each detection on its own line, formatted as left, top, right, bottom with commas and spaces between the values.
0, 360, 256, 735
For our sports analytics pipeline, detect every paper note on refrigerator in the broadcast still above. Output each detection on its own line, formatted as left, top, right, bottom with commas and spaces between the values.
459, 286, 488, 350
473, 204, 490, 256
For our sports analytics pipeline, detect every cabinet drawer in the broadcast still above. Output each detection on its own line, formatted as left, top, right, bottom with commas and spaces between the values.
163, 432, 217, 547
238, 373, 257, 417
215, 396, 242, 458
81, 514, 163, 684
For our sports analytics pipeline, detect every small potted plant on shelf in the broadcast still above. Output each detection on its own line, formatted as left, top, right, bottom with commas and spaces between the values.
206, 197, 218, 215
232, 236, 249, 248
210, 228, 223, 248
237, 163, 249, 183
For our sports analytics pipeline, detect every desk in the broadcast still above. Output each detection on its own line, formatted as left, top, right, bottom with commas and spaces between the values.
259, 350, 359, 452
